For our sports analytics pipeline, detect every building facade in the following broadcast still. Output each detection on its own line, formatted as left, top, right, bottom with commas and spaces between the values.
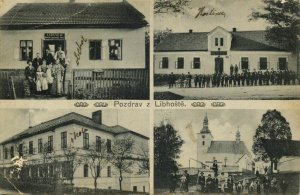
154, 26, 297, 75
196, 114, 254, 174
0, 110, 149, 192
0, 1, 148, 70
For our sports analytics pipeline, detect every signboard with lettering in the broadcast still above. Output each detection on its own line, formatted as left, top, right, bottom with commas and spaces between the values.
44, 33, 65, 40
211, 51, 227, 55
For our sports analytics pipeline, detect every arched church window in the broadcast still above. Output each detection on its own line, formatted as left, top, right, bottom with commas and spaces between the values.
202, 141, 205, 146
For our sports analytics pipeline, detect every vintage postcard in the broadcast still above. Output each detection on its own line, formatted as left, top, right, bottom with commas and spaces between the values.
0, 0, 150, 100
153, 0, 300, 100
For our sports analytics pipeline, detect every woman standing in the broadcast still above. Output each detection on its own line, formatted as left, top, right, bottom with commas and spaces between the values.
51, 60, 65, 96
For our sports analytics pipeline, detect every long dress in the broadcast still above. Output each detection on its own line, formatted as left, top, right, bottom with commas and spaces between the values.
36, 71, 43, 92
51, 63, 65, 96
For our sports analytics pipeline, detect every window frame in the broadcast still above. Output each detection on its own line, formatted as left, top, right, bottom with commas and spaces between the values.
220, 38, 224, 46
61, 131, 67, 149
215, 38, 218, 46
20, 40, 33, 61
241, 57, 249, 70
96, 136, 101, 152
10, 146, 14, 158
29, 141, 33, 155
18, 143, 23, 157
259, 57, 268, 70
84, 164, 89, 177
278, 57, 287, 70
38, 138, 43, 153
4, 147, 8, 159
48, 135, 53, 153
83, 132, 89, 149
107, 166, 111, 177
109, 39, 123, 61
89, 40, 102, 60
161, 57, 169, 69
107, 139, 112, 153
176, 57, 184, 69
193, 57, 201, 69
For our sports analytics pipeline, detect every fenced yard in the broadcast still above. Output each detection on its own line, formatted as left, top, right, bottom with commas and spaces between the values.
0, 69, 149, 99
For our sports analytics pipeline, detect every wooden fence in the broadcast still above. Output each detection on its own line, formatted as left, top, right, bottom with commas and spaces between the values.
73, 69, 149, 99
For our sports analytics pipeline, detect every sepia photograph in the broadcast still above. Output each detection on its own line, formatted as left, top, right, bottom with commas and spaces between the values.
0, 0, 150, 100
153, 0, 300, 100
0, 109, 149, 194
154, 109, 300, 194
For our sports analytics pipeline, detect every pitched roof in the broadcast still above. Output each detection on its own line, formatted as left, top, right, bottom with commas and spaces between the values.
155, 30, 288, 52
155, 32, 208, 52
0, 2, 148, 30
1, 112, 148, 145
262, 140, 300, 157
207, 141, 251, 155
111, 125, 149, 140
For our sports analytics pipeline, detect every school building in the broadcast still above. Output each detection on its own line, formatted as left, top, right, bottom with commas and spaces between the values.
154, 26, 297, 75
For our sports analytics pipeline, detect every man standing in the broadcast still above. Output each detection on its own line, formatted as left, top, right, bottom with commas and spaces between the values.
32, 52, 43, 71
230, 64, 234, 76
234, 64, 239, 75
168, 72, 175, 88
197, 171, 205, 192
206, 174, 213, 193
183, 170, 190, 192
187, 72, 192, 88
43, 48, 55, 65
227, 175, 234, 193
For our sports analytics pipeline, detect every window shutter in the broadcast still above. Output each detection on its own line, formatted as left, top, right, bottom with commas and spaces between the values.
159, 61, 162, 69
175, 61, 178, 69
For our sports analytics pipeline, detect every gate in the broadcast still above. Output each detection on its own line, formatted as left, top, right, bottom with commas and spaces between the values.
73, 69, 149, 99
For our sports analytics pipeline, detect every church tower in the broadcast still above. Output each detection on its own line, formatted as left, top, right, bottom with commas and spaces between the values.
197, 113, 214, 164
236, 126, 241, 143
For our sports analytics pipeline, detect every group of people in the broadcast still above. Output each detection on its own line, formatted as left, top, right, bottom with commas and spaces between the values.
167, 69, 298, 89
169, 170, 289, 194
24, 46, 67, 97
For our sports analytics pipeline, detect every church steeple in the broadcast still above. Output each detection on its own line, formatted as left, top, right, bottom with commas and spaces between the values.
236, 126, 241, 143
200, 113, 211, 133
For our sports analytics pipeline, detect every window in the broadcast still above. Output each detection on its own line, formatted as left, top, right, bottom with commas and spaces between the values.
96, 136, 101, 152
18, 144, 23, 157
241, 57, 249, 70
10, 146, 14, 158
202, 135, 205, 138
48, 136, 53, 153
176, 57, 184, 69
133, 186, 137, 192
202, 141, 205, 146
20, 40, 33, 61
62, 162, 69, 178
89, 40, 102, 60
83, 133, 89, 149
39, 167, 43, 178
106, 139, 112, 153
29, 141, 33, 155
49, 164, 54, 177
4, 148, 8, 159
220, 38, 224, 46
193, 57, 201, 69
107, 166, 111, 177
84, 164, 89, 177
61, 131, 67, 149
278, 58, 287, 70
215, 38, 218, 46
109, 39, 122, 60
161, 57, 169, 69
96, 165, 101, 177
38, 139, 43, 153
259, 57, 268, 70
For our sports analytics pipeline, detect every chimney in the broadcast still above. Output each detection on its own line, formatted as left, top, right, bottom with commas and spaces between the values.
232, 28, 237, 32
189, 29, 193, 33
92, 110, 102, 124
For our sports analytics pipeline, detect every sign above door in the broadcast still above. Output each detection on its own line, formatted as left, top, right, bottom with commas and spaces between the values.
44, 33, 65, 40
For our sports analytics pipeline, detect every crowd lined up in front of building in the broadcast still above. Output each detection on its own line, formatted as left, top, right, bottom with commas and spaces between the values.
167, 65, 298, 89
24, 46, 67, 97
169, 161, 289, 194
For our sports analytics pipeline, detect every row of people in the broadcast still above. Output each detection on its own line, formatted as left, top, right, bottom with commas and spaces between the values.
168, 69, 298, 88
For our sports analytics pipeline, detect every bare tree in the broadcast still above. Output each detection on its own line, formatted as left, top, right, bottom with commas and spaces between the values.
110, 135, 135, 191
136, 143, 149, 175
85, 140, 109, 193
154, 0, 191, 14
62, 147, 82, 185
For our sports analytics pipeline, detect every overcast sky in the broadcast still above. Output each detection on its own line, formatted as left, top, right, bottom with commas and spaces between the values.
154, 109, 300, 167
0, 0, 150, 22
155, 0, 269, 32
0, 109, 149, 143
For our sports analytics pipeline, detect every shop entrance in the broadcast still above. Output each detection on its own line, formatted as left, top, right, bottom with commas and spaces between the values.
215, 58, 224, 73
43, 40, 66, 56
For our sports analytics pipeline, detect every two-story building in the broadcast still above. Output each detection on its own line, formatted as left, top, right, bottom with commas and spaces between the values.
0, 110, 149, 192
154, 26, 297, 75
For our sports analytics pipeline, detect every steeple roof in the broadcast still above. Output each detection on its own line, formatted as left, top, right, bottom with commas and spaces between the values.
200, 113, 211, 133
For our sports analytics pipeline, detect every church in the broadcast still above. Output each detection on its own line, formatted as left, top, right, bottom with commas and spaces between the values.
196, 114, 254, 175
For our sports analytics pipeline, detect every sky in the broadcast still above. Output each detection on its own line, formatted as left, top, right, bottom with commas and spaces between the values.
0, 0, 150, 22
154, 109, 300, 167
0, 109, 149, 143
154, 0, 269, 32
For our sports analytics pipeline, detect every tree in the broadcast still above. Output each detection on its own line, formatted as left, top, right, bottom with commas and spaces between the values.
154, 0, 191, 14
63, 147, 82, 185
154, 28, 173, 47
136, 143, 149, 175
110, 135, 135, 191
154, 121, 184, 188
249, 0, 300, 81
85, 141, 109, 193
252, 109, 292, 173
